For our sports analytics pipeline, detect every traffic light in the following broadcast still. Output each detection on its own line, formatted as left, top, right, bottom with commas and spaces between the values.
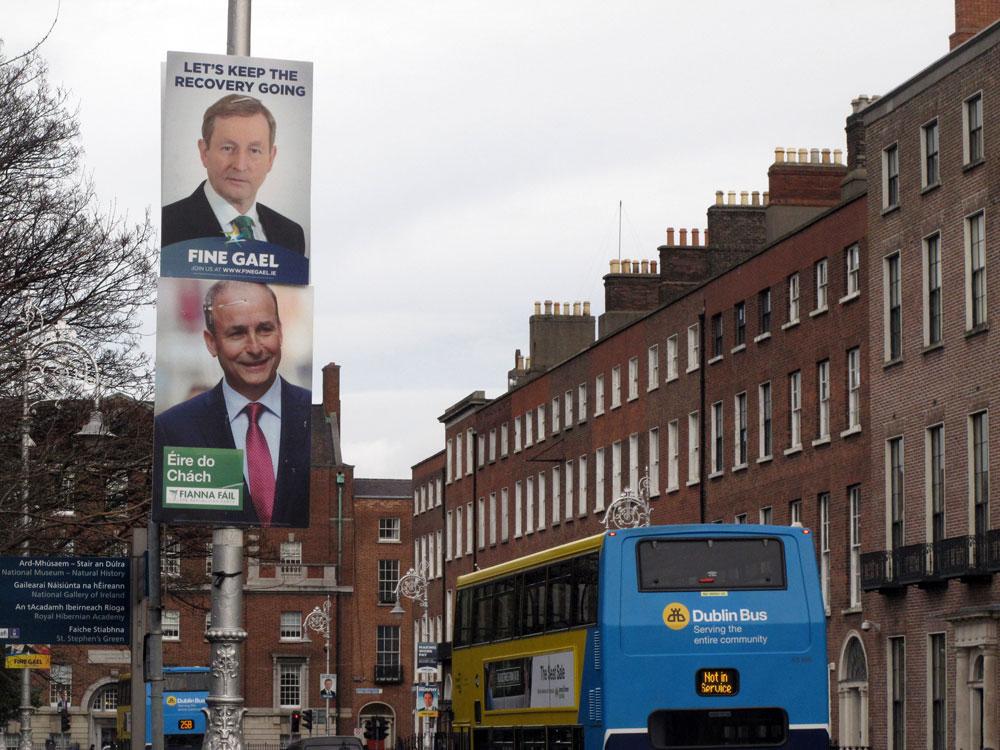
60, 708, 70, 733
290, 710, 301, 733
363, 719, 374, 739
374, 717, 388, 741
302, 709, 313, 732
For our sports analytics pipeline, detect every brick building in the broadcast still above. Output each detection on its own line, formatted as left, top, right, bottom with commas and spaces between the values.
406, 5, 1000, 750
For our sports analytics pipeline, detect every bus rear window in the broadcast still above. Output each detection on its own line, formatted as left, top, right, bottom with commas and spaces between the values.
637, 537, 785, 591
648, 707, 788, 748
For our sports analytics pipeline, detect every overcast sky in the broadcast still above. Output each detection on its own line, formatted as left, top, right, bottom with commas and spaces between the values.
5, 1, 954, 478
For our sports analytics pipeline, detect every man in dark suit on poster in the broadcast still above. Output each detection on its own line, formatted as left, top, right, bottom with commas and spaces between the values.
162, 94, 306, 254
154, 280, 310, 527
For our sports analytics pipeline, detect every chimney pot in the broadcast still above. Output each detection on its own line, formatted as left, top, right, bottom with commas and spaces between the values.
640, 259, 649, 274
702, 229, 709, 246
752, 190, 760, 206
609, 259, 620, 274
553, 304, 561, 317
740, 191, 749, 206
798, 148, 808, 163
692, 228, 700, 246
562, 302, 570, 316
715, 190, 724, 205
649, 259, 658, 274
774, 147, 785, 163
821, 148, 831, 164
810, 148, 820, 163
622, 258, 631, 273
763, 191, 770, 206
666, 227, 676, 245
525, 356, 531, 370
534, 301, 541, 316
833, 149, 843, 165
679, 229, 688, 246
573, 301, 581, 316
786, 148, 797, 163
727, 191, 736, 205
583, 301, 591, 316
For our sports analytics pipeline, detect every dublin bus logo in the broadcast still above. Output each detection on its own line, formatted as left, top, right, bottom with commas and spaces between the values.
662, 602, 690, 630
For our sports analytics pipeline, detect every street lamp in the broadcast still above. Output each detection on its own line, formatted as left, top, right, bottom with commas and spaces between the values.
601, 473, 653, 530
304, 596, 333, 733
391, 561, 430, 614
17, 305, 108, 750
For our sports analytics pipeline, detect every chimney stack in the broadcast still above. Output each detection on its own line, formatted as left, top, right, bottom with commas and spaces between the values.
950, 0, 1000, 49
322, 362, 341, 428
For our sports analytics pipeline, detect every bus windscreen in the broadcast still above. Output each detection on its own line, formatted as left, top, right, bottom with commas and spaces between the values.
637, 537, 786, 591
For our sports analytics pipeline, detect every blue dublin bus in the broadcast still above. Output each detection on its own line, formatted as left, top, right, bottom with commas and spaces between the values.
451, 525, 828, 750
116, 666, 210, 749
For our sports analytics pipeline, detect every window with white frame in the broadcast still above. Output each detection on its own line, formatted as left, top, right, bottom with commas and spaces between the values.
537, 404, 546, 441
687, 323, 700, 371
667, 334, 678, 380
595, 447, 606, 511
927, 425, 945, 547
489, 493, 497, 545
525, 409, 533, 447
817, 360, 830, 440
466, 428, 474, 473
734, 392, 747, 468
790, 499, 802, 526
814, 259, 828, 311
379, 517, 400, 542
594, 375, 605, 416
500, 488, 509, 542
436, 530, 443, 575
734, 302, 746, 347
489, 428, 497, 461
889, 637, 906, 750
163, 610, 180, 641
578, 455, 588, 516
787, 273, 800, 324
455, 505, 463, 557
667, 420, 679, 491
759, 382, 772, 459
888, 436, 905, 549
280, 542, 302, 575
465, 502, 473, 554
648, 345, 659, 390
629, 433, 639, 491
845, 244, 861, 298
628, 357, 639, 401
924, 232, 943, 347
819, 492, 830, 612
849, 485, 861, 608
277, 661, 303, 707
847, 347, 861, 430
964, 92, 983, 165
648, 428, 660, 495
789, 371, 802, 450
513, 417, 521, 453
970, 411, 989, 539
578, 383, 588, 422
929, 633, 946, 750
565, 460, 575, 520
49, 665, 72, 706
611, 366, 622, 408
735, 513, 748, 524
711, 402, 723, 474
612, 440, 622, 498
883, 143, 900, 209
711, 313, 723, 359
759, 506, 772, 525
922, 118, 940, 188
514, 481, 523, 538
966, 210, 987, 329
565, 389, 574, 427
552, 396, 561, 432
688, 412, 700, 483
758, 288, 772, 335
551, 467, 561, 526
537, 472, 547, 530
445, 510, 453, 560
885, 252, 902, 361
525, 478, 535, 534
456, 432, 463, 475
446, 438, 453, 481
280, 611, 303, 639
376, 625, 400, 681
478, 432, 485, 466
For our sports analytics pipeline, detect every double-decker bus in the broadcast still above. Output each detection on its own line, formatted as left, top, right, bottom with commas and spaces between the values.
451, 524, 828, 750
116, 666, 210, 749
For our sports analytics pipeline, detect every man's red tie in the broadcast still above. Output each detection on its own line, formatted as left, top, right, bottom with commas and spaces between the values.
245, 402, 275, 526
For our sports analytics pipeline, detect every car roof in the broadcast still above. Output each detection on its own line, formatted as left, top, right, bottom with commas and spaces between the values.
285, 738, 363, 750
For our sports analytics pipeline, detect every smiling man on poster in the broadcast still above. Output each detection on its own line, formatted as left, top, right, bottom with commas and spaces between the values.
154, 280, 310, 527
162, 94, 306, 254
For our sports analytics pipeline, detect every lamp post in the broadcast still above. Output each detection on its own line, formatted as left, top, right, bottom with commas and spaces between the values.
17, 305, 107, 750
391, 563, 432, 748
304, 596, 333, 732
600, 473, 653, 530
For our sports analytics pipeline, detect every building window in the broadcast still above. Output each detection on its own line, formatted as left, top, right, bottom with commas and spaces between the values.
929, 633, 946, 750
376, 625, 401, 681
759, 506, 772, 525
627, 358, 639, 401
790, 499, 802, 526
888, 436, 905, 549
162, 536, 180, 578
688, 412, 699, 483
924, 232, 942, 346
488, 492, 497, 545
163, 610, 180, 641
883, 143, 900, 209
885, 252, 902, 360
514, 481, 523, 538
525, 479, 534, 534
789, 371, 802, 449
552, 396, 561, 432
455, 505, 463, 556
378, 560, 399, 605
500, 488, 509, 542
378, 518, 400, 542
565, 389, 574, 426
49, 665, 72, 706
456, 431, 463, 473
611, 366, 622, 408
280, 611, 303, 640
594, 375, 605, 416
965, 92, 983, 164
817, 360, 830, 440
966, 210, 987, 329
525, 410, 533, 447
537, 472, 547, 530
667, 420, 679, 491
280, 542, 302, 575
847, 347, 861, 430
734, 392, 747, 468
687, 323, 700, 371
513, 417, 521, 453
94, 684, 119, 712
735, 513, 748, 524
787, 273, 800, 324
628, 433, 639, 493
970, 411, 990, 539
848, 486, 861, 608
578, 455, 588, 516
759, 382, 772, 459
647, 345, 659, 390
846, 244, 861, 297
711, 401, 723, 475
648, 429, 660, 495
758, 288, 772, 334
667, 334, 679, 380
889, 637, 906, 750
278, 662, 303, 707
734, 301, 746, 346
595, 447, 606, 511
814, 259, 828, 311
927, 425, 945, 547
922, 119, 940, 187
612, 440, 622, 499
711, 313, 723, 358
465, 503, 473, 554
501, 423, 509, 457
819, 493, 830, 612
466, 428, 474, 474
446, 438, 453, 481
565, 460, 575, 520
551, 467, 561, 526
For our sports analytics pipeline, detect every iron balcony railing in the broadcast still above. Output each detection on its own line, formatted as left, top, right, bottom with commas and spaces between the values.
374, 662, 403, 683
863, 532, 1000, 591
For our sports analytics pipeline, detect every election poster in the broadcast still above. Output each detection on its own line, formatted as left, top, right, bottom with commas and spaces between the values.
161, 51, 313, 284
151, 277, 313, 528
